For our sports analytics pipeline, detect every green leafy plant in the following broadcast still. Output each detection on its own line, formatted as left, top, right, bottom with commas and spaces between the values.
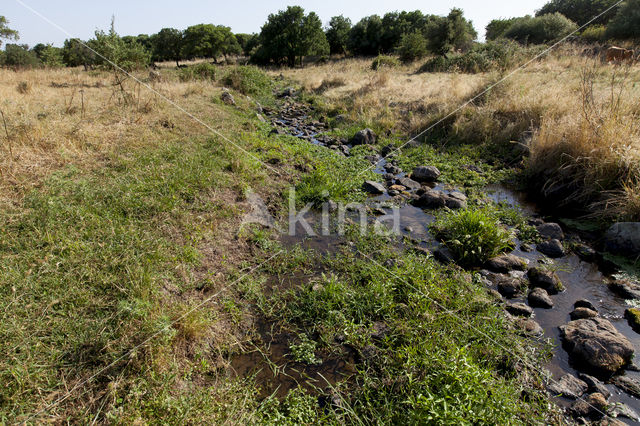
289, 335, 322, 365
371, 55, 400, 70
179, 62, 217, 82
222, 66, 272, 96
433, 207, 514, 267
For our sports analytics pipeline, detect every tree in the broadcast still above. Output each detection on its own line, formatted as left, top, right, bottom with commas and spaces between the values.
62, 38, 96, 69
397, 31, 428, 63
151, 28, 183, 65
536, 0, 621, 26
0, 16, 19, 48
504, 13, 577, 44
257, 6, 329, 67
1, 44, 40, 68
182, 24, 239, 62
425, 8, 477, 56
486, 18, 521, 40
32, 43, 63, 67
90, 19, 151, 71
606, 0, 640, 39
235, 33, 253, 55
347, 15, 384, 56
326, 15, 352, 55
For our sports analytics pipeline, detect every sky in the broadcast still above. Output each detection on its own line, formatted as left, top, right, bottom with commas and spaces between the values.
3, 0, 549, 48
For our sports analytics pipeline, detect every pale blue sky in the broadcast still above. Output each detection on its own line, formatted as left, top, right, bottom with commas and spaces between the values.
3, 0, 549, 48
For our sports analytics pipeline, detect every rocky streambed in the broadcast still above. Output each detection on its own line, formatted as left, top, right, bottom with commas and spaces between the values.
264, 89, 640, 424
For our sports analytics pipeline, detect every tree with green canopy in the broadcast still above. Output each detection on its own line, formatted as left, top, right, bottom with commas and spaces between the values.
150, 28, 183, 66
326, 15, 352, 55
425, 8, 477, 56
536, 0, 621, 26
0, 16, 19, 48
606, 0, 640, 39
257, 6, 329, 67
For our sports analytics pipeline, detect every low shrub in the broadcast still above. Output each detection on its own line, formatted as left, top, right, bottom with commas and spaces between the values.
397, 32, 428, 64
419, 40, 530, 74
221, 66, 271, 96
433, 207, 514, 267
580, 25, 607, 43
503, 13, 577, 45
178, 62, 217, 82
371, 55, 400, 71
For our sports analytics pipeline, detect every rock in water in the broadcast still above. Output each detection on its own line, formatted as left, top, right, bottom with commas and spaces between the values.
495, 276, 526, 299
548, 374, 588, 399
536, 222, 564, 240
485, 254, 528, 273
537, 239, 565, 258
413, 189, 447, 209
559, 317, 634, 375
411, 166, 441, 182
611, 375, 640, 398
515, 318, 544, 337
608, 279, 640, 300
527, 267, 563, 294
570, 307, 598, 320
352, 128, 377, 145
362, 180, 386, 195
604, 222, 640, 256
528, 288, 554, 309
570, 393, 608, 419
625, 308, 640, 332
396, 177, 421, 190
578, 373, 611, 398
505, 302, 533, 317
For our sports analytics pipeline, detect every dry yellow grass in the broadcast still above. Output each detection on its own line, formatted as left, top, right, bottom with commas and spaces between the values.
278, 48, 640, 219
0, 67, 245, 208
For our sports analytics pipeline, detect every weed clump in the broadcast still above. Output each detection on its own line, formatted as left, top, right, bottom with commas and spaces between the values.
179, 62, 217, 82
222, 66, 272, 96
433, 207, 514, 267
371, 55, 400, 71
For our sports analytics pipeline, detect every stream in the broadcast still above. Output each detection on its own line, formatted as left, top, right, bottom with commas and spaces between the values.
261, 94, 640, 422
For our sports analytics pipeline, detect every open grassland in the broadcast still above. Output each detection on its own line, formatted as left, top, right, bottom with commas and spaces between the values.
0, 65, 563, 423
277, 46, 640, 220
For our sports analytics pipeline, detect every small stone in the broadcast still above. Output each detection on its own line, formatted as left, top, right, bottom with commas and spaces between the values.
413, 190, 447, 209
521, 243, 534, 252
362, 181, 386, 195
578, 373, 611, 399
352, 128, 377, 145
505, 302, 533, 317
574, 243, 598, 262
411, 166, 441, 183
389, 185, 406, 192
571, 393, 608, 419
537, 222, 564, 240
575, 299, 597, 312
485, 254, 528, 273
548, 374, 589, 399
396, 177, 421, 190
571, 307, 599, 320
496, 276, 526, 299
445, 192, 468, 209
537, 239, 565, 258
527, 267, 563, 294
528, 288, 554, 309
515, 318, 544, 337
611, 375, 640, 398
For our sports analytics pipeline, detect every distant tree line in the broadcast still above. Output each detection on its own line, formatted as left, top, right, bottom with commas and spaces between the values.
1, 0, 639, 69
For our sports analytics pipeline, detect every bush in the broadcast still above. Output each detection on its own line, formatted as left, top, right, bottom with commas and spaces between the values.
1, 44, 40, 68
178, 62, 217, 82
221, 66, 271, 96
419, 40, 528, 74
606, 0, 640, 40
580, 25, 607, 42
504, 13, 577, 45
433, 207, 514, 267
371, 55, 400, 70
397, 32, 428, 63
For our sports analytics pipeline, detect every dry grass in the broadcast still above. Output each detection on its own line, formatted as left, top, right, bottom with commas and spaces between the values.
0, 66, 246, 208
277, 48, 640, 219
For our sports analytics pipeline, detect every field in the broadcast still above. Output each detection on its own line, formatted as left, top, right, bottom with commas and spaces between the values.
0, 46, 638, 423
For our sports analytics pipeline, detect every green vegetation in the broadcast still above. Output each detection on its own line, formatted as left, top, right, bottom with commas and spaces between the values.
371, 54, 400, 70
607, 0, 640, 39
222, 65, 272, 97
419, 40, 533, 73
0, 16, 18, 48
326, 15, 352, 55
536, 0, 621, 26
504, 13, 578, 45
178, 62, 218, 81
433, 207, 514, 267
397, 31, 428, 63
